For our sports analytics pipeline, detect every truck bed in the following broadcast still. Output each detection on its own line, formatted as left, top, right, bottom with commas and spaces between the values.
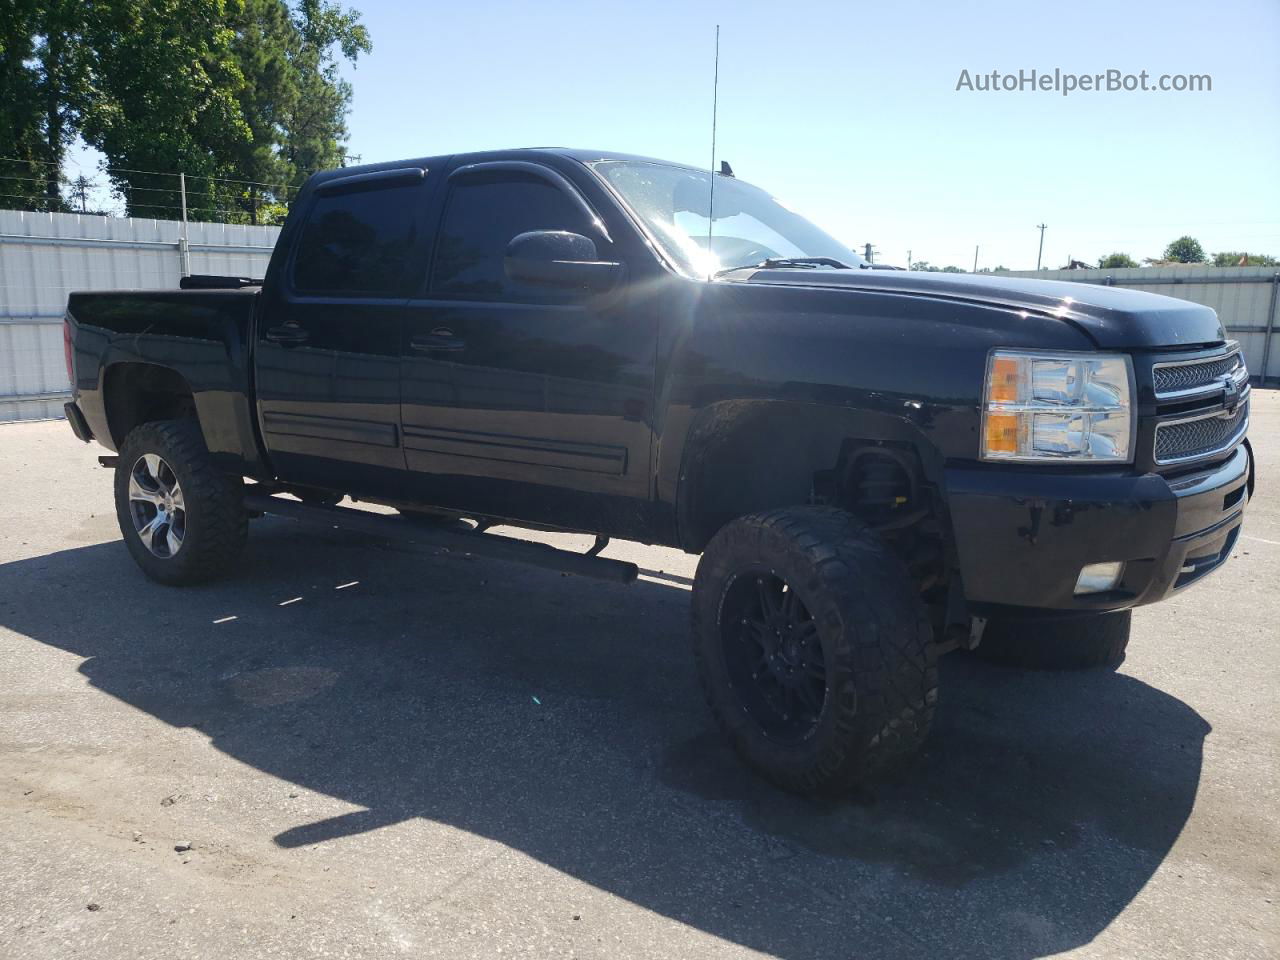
66, 287, 263, 470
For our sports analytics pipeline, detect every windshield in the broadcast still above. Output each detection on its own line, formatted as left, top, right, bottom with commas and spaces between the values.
588, 160, 865, 278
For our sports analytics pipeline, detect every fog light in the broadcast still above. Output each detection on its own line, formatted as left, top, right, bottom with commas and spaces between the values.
1075, 561, 1124, 595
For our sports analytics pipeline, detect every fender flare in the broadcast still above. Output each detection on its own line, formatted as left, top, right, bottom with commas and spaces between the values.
671, 399, 945, 551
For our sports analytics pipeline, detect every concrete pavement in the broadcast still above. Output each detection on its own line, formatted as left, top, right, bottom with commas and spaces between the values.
1, 395, 1277, 959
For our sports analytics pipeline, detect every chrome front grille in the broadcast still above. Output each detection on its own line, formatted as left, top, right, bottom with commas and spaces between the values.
1154, 397, 1250, 464
1153, 347, 1245, 399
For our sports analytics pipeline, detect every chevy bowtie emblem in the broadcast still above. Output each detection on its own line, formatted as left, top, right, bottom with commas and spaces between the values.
1220, 373, 1240, 415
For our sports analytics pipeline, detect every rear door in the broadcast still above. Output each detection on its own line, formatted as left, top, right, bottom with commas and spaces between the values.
399, 160, 655, 532
254, 167, 431, 497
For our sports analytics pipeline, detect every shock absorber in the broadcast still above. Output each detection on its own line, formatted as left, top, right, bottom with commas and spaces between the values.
845, 448, 916, 524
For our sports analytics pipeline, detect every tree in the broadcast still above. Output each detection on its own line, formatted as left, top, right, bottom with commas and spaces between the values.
0, 0, 91, 211
82, 0, 251, 220
0, 0, 46, 208
1211, 251, 1278, 267
1162, 235, 1206, 263
223, 0, 300, 222
218, 0, 369, 223
910, 261, 965, 273
281, 0, 370, 185
1098, 252, 1139, 268
2, 0, 370, 222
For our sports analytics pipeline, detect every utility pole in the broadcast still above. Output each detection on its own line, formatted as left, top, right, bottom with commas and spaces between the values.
907, 249, 912, 270
863, 242, 877, 264
1035, 223, 1047, 270
706, 24, 721, 279
973, 245, 979, 273
72, 175, 90, 213
178, 172, 191, 278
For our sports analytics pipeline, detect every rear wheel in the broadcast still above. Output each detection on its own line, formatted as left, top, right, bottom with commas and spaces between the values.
691, 507, 936, 795
114, 419, 247, 585
973, 611, 1131, 670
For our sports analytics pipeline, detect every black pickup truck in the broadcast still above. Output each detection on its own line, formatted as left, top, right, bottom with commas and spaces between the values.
63, 148, 1254, 794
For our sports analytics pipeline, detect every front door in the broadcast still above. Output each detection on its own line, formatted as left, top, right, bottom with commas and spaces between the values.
400, 162, 654, 533
255, 167, 431, 498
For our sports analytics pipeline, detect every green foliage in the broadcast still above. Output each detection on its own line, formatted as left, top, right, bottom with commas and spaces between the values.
1098, 252, 1139, 268
1, 0, 369, 221
1211, 251, 1278, 267
0, 0, 91, 210
82, 0, 252, 219
909, 261, 966, 272
1162, 235, 1207, 263
280, 0, 370, 189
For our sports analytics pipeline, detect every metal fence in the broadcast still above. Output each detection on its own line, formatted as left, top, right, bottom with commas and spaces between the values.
1000, 265, 1280, 384
3, 212, 1277, 424
0, 209, 279, 422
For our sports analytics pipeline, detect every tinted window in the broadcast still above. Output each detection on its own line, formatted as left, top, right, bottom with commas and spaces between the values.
431, 176, 590, 297
292, 186, 419, 295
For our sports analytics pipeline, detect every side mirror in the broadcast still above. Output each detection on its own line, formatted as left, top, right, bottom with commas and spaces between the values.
504, 230, 624, 295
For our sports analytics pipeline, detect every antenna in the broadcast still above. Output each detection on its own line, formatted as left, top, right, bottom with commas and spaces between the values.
706, 24, 721, 279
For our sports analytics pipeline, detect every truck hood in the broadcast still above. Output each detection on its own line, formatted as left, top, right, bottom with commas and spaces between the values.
732, 268, 1225, 349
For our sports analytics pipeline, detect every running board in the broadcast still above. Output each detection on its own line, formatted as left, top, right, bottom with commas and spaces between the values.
242, 491, 638, 584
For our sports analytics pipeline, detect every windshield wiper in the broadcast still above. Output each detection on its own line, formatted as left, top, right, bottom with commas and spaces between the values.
714, 256, 853, 278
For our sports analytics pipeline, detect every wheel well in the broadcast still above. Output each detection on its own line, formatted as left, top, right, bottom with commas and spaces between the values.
104, 363, 198, 447
675, 401, 953, 623
675, 401, 943, 551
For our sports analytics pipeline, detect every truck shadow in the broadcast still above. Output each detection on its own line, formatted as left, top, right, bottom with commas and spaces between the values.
0, 521, 1209, 960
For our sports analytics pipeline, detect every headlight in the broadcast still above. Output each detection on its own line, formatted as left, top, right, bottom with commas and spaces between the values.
981, 350, 1134, 462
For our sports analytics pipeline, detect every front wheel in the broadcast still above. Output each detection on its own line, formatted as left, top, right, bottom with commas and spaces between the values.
973, 611, 1131, 670
691, 507, 936, 795
114, 419, 247, 585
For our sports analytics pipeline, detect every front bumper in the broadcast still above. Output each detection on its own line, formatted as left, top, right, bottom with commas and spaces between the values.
946, 443, 1252, 613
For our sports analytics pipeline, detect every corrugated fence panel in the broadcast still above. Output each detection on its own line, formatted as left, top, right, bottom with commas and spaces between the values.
0, 210, 278, 422
4, 210, 1276, 424
1001, 266, 1280, 381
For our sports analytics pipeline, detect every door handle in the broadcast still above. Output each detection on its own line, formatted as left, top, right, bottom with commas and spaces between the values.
265, 324, 309, 345
410, 328, 466, 353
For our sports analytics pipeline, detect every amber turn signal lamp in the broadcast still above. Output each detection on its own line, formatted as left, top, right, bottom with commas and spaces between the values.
988, 356, 1020, 404
985, 413, 1019, 453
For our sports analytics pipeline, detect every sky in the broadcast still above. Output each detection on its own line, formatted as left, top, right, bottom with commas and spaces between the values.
70, 0, 1280, 270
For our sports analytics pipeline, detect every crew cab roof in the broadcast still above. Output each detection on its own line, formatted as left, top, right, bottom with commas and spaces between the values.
303, 147, 702, 189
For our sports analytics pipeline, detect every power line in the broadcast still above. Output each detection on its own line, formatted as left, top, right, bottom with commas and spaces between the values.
0, 154, 81, 172
0, 193, 286, 222
0, 156, 301, 193
0, 154, 78, 169
0, 173, 297, 203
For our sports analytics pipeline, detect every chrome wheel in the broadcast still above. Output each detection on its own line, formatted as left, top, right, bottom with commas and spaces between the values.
128, 453, 186, 558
